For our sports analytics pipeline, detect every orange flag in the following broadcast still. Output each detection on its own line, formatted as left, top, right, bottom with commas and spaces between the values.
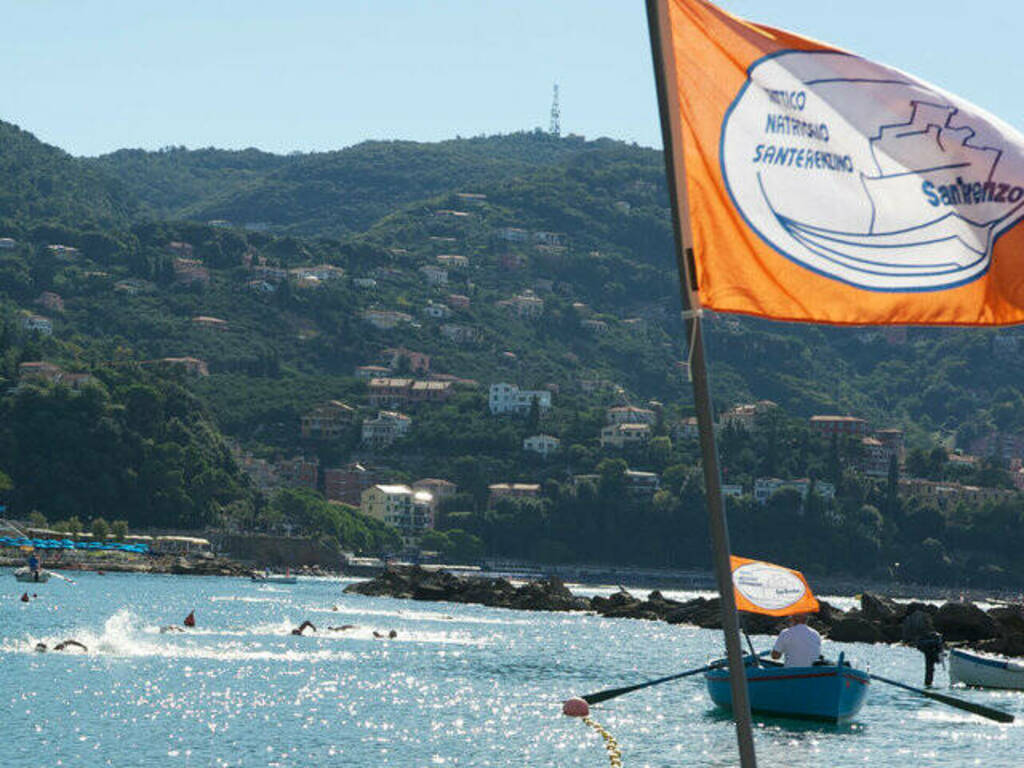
660, 0, 1024, 325
730, 555, 820, 617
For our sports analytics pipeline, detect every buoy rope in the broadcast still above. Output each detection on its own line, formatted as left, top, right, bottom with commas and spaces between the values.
581, 715, 623, 767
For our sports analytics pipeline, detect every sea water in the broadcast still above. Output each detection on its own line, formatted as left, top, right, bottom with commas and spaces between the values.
2, 571, 1020, 767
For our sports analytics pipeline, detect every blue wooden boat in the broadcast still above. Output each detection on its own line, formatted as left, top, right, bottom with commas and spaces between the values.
706, 653, 870, 722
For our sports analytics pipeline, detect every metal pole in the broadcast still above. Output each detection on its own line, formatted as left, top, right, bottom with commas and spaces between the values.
645, 1, 757, 765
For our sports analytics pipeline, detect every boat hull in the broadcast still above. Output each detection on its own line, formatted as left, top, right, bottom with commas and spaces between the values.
950, 648, 1024, 690
251, 575, 297, 584
14, 567, 50, 583
706, 660, 870, 722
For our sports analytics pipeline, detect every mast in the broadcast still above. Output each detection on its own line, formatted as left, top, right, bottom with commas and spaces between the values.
645, 1, 757, 765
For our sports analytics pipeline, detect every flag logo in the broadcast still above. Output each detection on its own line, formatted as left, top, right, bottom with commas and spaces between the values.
720, 51, 1024, 292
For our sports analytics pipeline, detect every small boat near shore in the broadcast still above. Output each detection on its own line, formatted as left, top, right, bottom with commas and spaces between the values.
251, 572, 297, 584
14, 567, 50, 583
949, 648, 1024, 689
706, 653, 870, 722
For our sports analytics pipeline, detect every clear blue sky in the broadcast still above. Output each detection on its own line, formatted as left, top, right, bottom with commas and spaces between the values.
2, 0, 1020, 157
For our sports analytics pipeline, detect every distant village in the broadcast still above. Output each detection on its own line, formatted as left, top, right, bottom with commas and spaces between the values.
7, 219, 1024, 557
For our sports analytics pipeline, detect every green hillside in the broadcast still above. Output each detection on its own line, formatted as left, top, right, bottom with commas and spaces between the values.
2, 123, 1024, 583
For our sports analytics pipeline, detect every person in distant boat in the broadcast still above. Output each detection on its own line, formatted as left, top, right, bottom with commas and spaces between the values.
184, 610, 196, 628
291, 620, 317, 636
20, 592, 29, 603
27, 551, 41, 581
916, 631, 946, 687
771, 613, 821, 667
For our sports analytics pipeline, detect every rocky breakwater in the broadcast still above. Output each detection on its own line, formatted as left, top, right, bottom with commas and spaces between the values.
344, 566, 1024, 656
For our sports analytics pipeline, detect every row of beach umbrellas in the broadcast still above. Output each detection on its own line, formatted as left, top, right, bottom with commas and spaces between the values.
0, 536, 150, 554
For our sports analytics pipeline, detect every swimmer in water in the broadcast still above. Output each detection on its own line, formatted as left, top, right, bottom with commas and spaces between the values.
291, 620, 317, 636
35, 639, 88, 652
327, 624, 356, 632
373, 630, 398, 639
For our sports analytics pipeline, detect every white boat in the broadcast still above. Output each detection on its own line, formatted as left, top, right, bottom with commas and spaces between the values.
949, 648, 1024, 689
14, 567, 50, 583
251, 573, 297, 584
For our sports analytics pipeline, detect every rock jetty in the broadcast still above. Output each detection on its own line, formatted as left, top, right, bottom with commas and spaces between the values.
344, 565, 1024, 657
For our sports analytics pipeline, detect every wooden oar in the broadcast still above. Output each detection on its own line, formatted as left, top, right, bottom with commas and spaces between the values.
46, 570, 76, 585
869, 672, 1014, 723
580, 661, 726, 705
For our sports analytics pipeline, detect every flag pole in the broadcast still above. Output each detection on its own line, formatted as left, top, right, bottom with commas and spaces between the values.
645, 1, 757, 765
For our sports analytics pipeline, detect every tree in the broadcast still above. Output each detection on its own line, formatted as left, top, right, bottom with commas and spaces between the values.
111, 519, 129, 541
28, 510, 47, 528
91, 517, 110, 541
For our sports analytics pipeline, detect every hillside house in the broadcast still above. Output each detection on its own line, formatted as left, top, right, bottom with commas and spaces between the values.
600, 423, 651, 449
18, 361, 63, 384
159, 357, 209, 376
420, 265, 448, 285
523, 434, 560, 458
36, 291, 64, 313
325, 462, 380, 506
581, 319, 608, 334
607, 405, 657, 426
301, 401, 357, 440
495, 226, 530, 242
191, 315, 228, 331
488, 483, 541, 507
21, 314, 52, 335
174, 258, 210, 286
353, 277, 378, 289
409, 380, 453, 404
412, 478, 457, 507
291, 264, 345, 281
0, 237, 16, 249
362, 309, 413, 329
719, 400, 777, 431
252, 265, 289, 282
167, 241, 194, 257
47, 244, 80, 259
276, 458, 319, 490
859, 437, 894, 477
436, 254, 469, 269
424, 302, 452, 319
440, 323, 479, 344
355, 365, 390, 380
384, 348, 431, 374
488, 383, 552, 415
361, 484, 434, 547
368, 378, 414, 407
361, 410, 412, 448
754, 477, 836, 505
674, 417, 700, 441
447, 294, 471, 310
114, 278, 154, 295
624, 470, 660, 498
511, 291, 544, 318
809, 415, 870, 438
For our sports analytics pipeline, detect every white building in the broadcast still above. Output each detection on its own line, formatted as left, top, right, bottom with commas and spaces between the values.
754, 477, 836, 505
488, 383, 552, 415
361, 411, 412, 448
523, 434, 560, 458
362, 309, 413, 329
607, 405, 658, 425
424, 302, 452, 319
600, 423, 651, 449
361, 484, 434, 547
420, 265, 448, 285
22, 314, 53, 335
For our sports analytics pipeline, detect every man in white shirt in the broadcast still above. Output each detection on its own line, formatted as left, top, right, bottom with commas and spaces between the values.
770, 613, 822, 667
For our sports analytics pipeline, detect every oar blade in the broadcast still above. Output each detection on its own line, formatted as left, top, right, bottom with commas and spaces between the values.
924, 689, 1014, 724
870, 673, 1014, 724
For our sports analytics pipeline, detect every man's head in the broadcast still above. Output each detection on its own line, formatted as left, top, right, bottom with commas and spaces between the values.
788, 613, 809, 626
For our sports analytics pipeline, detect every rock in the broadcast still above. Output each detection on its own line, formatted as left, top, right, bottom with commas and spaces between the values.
860, 593, 904, 623
828, 617, 885, 644
932, 602, 999, 642
901, 609, 936, 645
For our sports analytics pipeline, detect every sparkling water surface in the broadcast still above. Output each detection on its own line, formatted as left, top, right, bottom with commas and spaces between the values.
3, 571, 1021, 767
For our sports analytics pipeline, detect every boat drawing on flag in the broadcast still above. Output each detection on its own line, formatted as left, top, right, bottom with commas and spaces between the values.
704, 556, 870, 722
721, 52, 1024, 294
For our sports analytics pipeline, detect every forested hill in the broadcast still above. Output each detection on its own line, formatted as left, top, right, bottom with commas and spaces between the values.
4, 121, 1024, 582
0, 121, 135, 230
90, 133, 655, 238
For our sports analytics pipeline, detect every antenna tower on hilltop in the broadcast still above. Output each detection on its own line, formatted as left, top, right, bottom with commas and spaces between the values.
549, 83, 561, 136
